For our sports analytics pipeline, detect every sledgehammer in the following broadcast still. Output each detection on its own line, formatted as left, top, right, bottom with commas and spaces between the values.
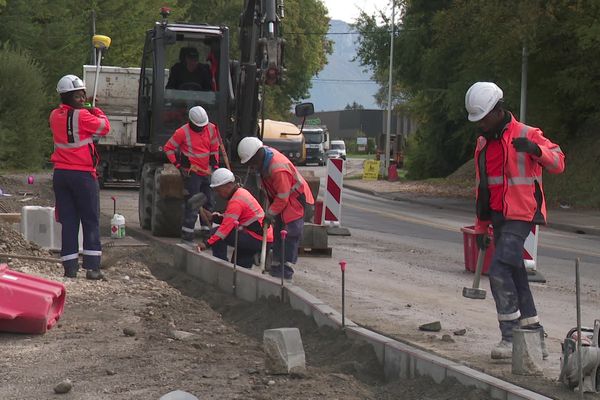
462, 242, 487, 300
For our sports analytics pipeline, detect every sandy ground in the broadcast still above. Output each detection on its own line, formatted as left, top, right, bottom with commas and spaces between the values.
0, 173, 496, 399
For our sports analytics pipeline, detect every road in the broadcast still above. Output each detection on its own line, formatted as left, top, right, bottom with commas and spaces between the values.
100, 161, 600, 398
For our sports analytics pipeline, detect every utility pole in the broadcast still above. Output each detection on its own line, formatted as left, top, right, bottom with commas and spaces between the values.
384, 1, 395, 177
520, 44, 528, 123
91, 10, 97, 65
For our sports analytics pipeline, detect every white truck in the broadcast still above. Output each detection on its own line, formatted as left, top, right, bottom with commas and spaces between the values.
301, 126, 329, 166
82, 65, 144, 187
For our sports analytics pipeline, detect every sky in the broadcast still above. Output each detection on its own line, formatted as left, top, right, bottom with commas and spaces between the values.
322, 0, 391, 23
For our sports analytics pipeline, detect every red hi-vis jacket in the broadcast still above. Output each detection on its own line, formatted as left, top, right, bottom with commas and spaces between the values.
164, 123, 220, 176
50, 104, 110, 172
261, 147, 315, 224
474, 114, 565, 232
207, 187, 274, 245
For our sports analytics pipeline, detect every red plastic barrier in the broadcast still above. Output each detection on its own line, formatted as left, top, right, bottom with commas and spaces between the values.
0, 263, 66, 334
314, 200, 323, 225
461, 226, 495, 275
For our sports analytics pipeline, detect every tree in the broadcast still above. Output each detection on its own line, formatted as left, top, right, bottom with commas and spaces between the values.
354, 1, 600, 179
0, 45, 50, 169
344, 102, 364, 110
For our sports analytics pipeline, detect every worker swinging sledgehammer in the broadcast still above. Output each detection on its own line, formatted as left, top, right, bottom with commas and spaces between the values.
464, 82, 565, 360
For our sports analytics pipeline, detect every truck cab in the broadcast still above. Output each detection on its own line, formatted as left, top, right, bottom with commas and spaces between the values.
301, 126, 329, 166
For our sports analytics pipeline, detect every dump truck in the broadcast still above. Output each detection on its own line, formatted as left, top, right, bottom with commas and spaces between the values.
301, 126, 329, 166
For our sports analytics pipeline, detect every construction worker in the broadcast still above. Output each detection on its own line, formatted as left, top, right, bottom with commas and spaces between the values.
197, 168, 273, 267
465, 82, 565, 359
166, 47, 212, 91
237, 137, 314, 279
50, 74, 111, 280
164, 106, 219, 244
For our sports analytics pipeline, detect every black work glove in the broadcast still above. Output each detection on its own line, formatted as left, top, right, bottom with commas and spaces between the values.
512, 137, 541, 157
263, 213, 274, 227
476, 234, 491, 250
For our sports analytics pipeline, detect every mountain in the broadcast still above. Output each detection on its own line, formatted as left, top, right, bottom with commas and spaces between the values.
303, 20, 380, 112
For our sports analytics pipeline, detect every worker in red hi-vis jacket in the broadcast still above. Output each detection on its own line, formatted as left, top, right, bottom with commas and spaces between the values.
237, 137, 314, 280
50, 74, 111, 280
465, 81, 565, 360
164, 106, 220, 244
197, 168, 273, 268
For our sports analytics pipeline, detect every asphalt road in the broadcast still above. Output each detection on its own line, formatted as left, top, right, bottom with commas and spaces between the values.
300, 161, 600, 282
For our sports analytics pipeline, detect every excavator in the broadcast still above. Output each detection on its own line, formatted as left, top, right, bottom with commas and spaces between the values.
133, 3, 314, 236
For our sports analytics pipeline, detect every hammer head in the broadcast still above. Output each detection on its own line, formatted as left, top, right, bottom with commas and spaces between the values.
187, 193, 207, 210
462, 287, 486, 300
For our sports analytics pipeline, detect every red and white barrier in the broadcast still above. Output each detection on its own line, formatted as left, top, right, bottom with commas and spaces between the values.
323, 158, 344, 226
523, 225, 539, 272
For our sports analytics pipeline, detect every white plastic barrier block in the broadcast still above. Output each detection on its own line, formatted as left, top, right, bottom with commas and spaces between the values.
20, 206, 82, 252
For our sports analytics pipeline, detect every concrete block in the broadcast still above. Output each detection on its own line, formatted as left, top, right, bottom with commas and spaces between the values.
383, 341, 411, 380
257, 274, 283, 301
186, 253, 218, 285
512, 328, 543, 376
216, 262, 235, 295
159, 389, 199, 400
446, 365, 493, 392
490, 386, 508, 400
301, 223, 328, 249
263, 328, 306, 374
311, 303, 346, 330
172, 244, 187, 270
414, 356, 447, 384
345, 326, 394, 364
20, 206, 82, 251
506, 388, 553, 400
234, 268, 258, 303
286, 286, 324, 317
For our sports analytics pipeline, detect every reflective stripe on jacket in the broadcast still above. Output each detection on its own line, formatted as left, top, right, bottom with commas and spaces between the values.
164, 122, 220, 176
50, 104, 110, 172
474, 114, 565, 231
261, 147, 315, 224
207, 187, 274, 245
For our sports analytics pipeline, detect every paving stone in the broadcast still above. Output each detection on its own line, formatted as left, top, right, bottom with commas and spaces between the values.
263, 328, 306, 374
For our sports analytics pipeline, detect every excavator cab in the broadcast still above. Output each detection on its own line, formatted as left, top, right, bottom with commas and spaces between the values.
136, 23, 232, 158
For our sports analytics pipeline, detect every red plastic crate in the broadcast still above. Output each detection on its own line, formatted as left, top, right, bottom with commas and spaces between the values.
461, 226, 495, 275
0, 263, 66, 334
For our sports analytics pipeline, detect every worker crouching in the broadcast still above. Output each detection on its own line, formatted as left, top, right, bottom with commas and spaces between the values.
197, 168, 273, 268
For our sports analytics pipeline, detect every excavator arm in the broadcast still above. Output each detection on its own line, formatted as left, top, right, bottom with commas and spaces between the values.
234, 0, 284, 150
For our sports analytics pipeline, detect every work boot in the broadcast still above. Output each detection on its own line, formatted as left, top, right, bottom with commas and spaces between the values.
63, 268, 78, 278
86, 269, 104, 280
491, 340, 512, 360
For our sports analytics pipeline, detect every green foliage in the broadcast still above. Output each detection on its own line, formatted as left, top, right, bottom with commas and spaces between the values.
345, 102, 364, 110
0, 0, 330, 166
0, 45, 50, 169
355, 0, 600, 181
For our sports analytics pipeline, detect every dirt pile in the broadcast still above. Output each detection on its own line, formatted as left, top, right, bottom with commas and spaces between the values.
0, 219, 497, 399
0, 173, 55, 213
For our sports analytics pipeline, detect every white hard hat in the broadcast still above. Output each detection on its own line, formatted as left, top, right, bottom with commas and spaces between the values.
57, 74, 86, 94
210, 168, 235, 188
237, 137, 263, 164
465, 82, 503, 122
189, 106, 209, 127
